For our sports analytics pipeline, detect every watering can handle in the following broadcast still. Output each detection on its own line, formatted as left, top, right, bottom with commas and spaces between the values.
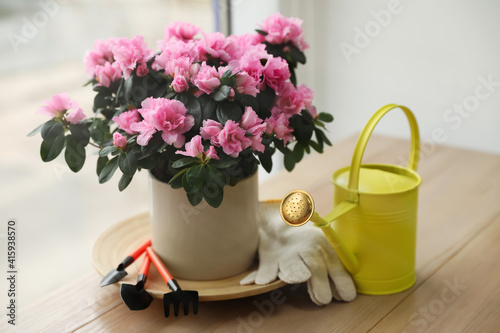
346, 104, 420, 200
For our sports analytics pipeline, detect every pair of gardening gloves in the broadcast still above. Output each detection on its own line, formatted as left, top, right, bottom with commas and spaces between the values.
240, 201, 357, 305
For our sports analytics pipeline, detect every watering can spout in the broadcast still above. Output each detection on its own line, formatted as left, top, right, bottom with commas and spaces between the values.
280, 190, 360, 275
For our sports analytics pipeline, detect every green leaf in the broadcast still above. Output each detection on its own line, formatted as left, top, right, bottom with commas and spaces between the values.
168, 167, 189, 185
94, 91, 111, 110
274, 138, 292, 155
186, 164, 206, 189
255, 86, 275, 119
99, 145, 118, 157
222, 69, 232, 78
92, 85, 109, 93
137, 156, 156, 169
186, 190, 204, 206
201, 95, 217, 120
284, 152, 296, 172
309, 140, 323, 153
216, 101, 243, 124
140, 132, 166, 159
289, 44, 306, 64
202, 184, 224, 208
185, 95, 203, 129
316, 128, 332, 146
27, 123, 44, 137
258, 151, 273, 173
255, 29, 268, 36
292, 143, 305, 163
40, 133, 65, 162
41, 119, 64, 140
98, 157, 119, 184
118, 152, 138, 176
118, 173, 133, 191
69, 124, 90, 146
289, 113, 314, 145
172, 157, 198, 168
96, 156, 108, 176
206, 165, 227, 188
213, 85, 231, 102
89, 119, 111, 144
235, 94, 259, 111
65, 135, 86, 172
318, 112, 334, 123
210, 156, 239, 169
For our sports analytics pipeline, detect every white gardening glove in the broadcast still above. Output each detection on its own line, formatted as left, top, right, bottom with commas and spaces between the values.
240, 201, 356, 305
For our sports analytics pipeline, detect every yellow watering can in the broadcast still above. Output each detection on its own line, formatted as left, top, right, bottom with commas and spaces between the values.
280, 104, 421, 295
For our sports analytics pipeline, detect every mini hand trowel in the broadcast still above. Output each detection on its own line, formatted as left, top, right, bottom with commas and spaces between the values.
100, 238, 152, 287
120, 253, 154, 310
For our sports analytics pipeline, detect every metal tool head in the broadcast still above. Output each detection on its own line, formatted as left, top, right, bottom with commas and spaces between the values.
280, 190, 315, 226
120, 281, 153, 311
163, 290, 199, 317
100, 268, 128, 287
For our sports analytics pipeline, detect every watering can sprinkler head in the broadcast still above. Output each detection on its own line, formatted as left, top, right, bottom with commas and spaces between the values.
280, 190, 316, 226
280, 190, 360, 275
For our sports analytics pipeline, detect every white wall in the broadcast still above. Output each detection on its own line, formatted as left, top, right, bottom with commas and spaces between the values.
234, 0, 500, 155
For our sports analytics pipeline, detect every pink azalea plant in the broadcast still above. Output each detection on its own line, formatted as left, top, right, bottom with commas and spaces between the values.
30, 13, 333, 208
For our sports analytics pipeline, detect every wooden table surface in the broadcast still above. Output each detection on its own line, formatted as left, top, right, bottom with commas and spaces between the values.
6, 134, 500, 332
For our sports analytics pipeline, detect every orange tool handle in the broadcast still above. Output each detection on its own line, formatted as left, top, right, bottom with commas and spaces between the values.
130, 239, 152, 260
138, 253, 151, 276
146, 247, 174, 283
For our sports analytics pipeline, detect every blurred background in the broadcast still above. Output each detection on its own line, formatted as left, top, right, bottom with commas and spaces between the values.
0, 0, 499, 309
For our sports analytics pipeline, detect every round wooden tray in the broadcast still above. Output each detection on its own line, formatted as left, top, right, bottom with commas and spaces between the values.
92, 208, 286, 301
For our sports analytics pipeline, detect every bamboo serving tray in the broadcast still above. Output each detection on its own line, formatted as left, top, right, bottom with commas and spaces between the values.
92, 210, 286, 301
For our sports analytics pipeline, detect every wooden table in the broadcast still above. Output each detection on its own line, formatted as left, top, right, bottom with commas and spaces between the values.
6, 134, 500, 332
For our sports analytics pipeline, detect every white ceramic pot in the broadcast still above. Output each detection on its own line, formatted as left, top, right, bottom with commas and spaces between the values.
149, 172, 259, 281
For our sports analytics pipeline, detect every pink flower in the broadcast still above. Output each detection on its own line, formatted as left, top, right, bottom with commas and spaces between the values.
37, 92, 83, 121
144, 98, 195, 148
112, 109, 141, 135
266, 112, 293, 145
164, 22, 202, 41
176, 134, 204, 158
258, 13, 309, 51
136, 63, 149, 77
217, 120, 252, 157
273, 81, 306, 116
228, 33, 262, 50
234, 71, 259, 97
262, 56, 290, 92
240, 107, 266, 152
130, 108, 157, 146
94, 62, 122, 88
113, 132, 127, 149
228, 43, 269, 86
172, 75, 190, 93
191, 62, 220, 94
84, 38, 117, 76
65, 107, 86, 124
205, 146, 219, 160
163, 56, 198, 78
297, 84, 318, 118
200, 119, 223, 143
197, 32, 238, 63
112, 35, 155, 80
153, 40, 198, 71
175, 135, 219, 160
